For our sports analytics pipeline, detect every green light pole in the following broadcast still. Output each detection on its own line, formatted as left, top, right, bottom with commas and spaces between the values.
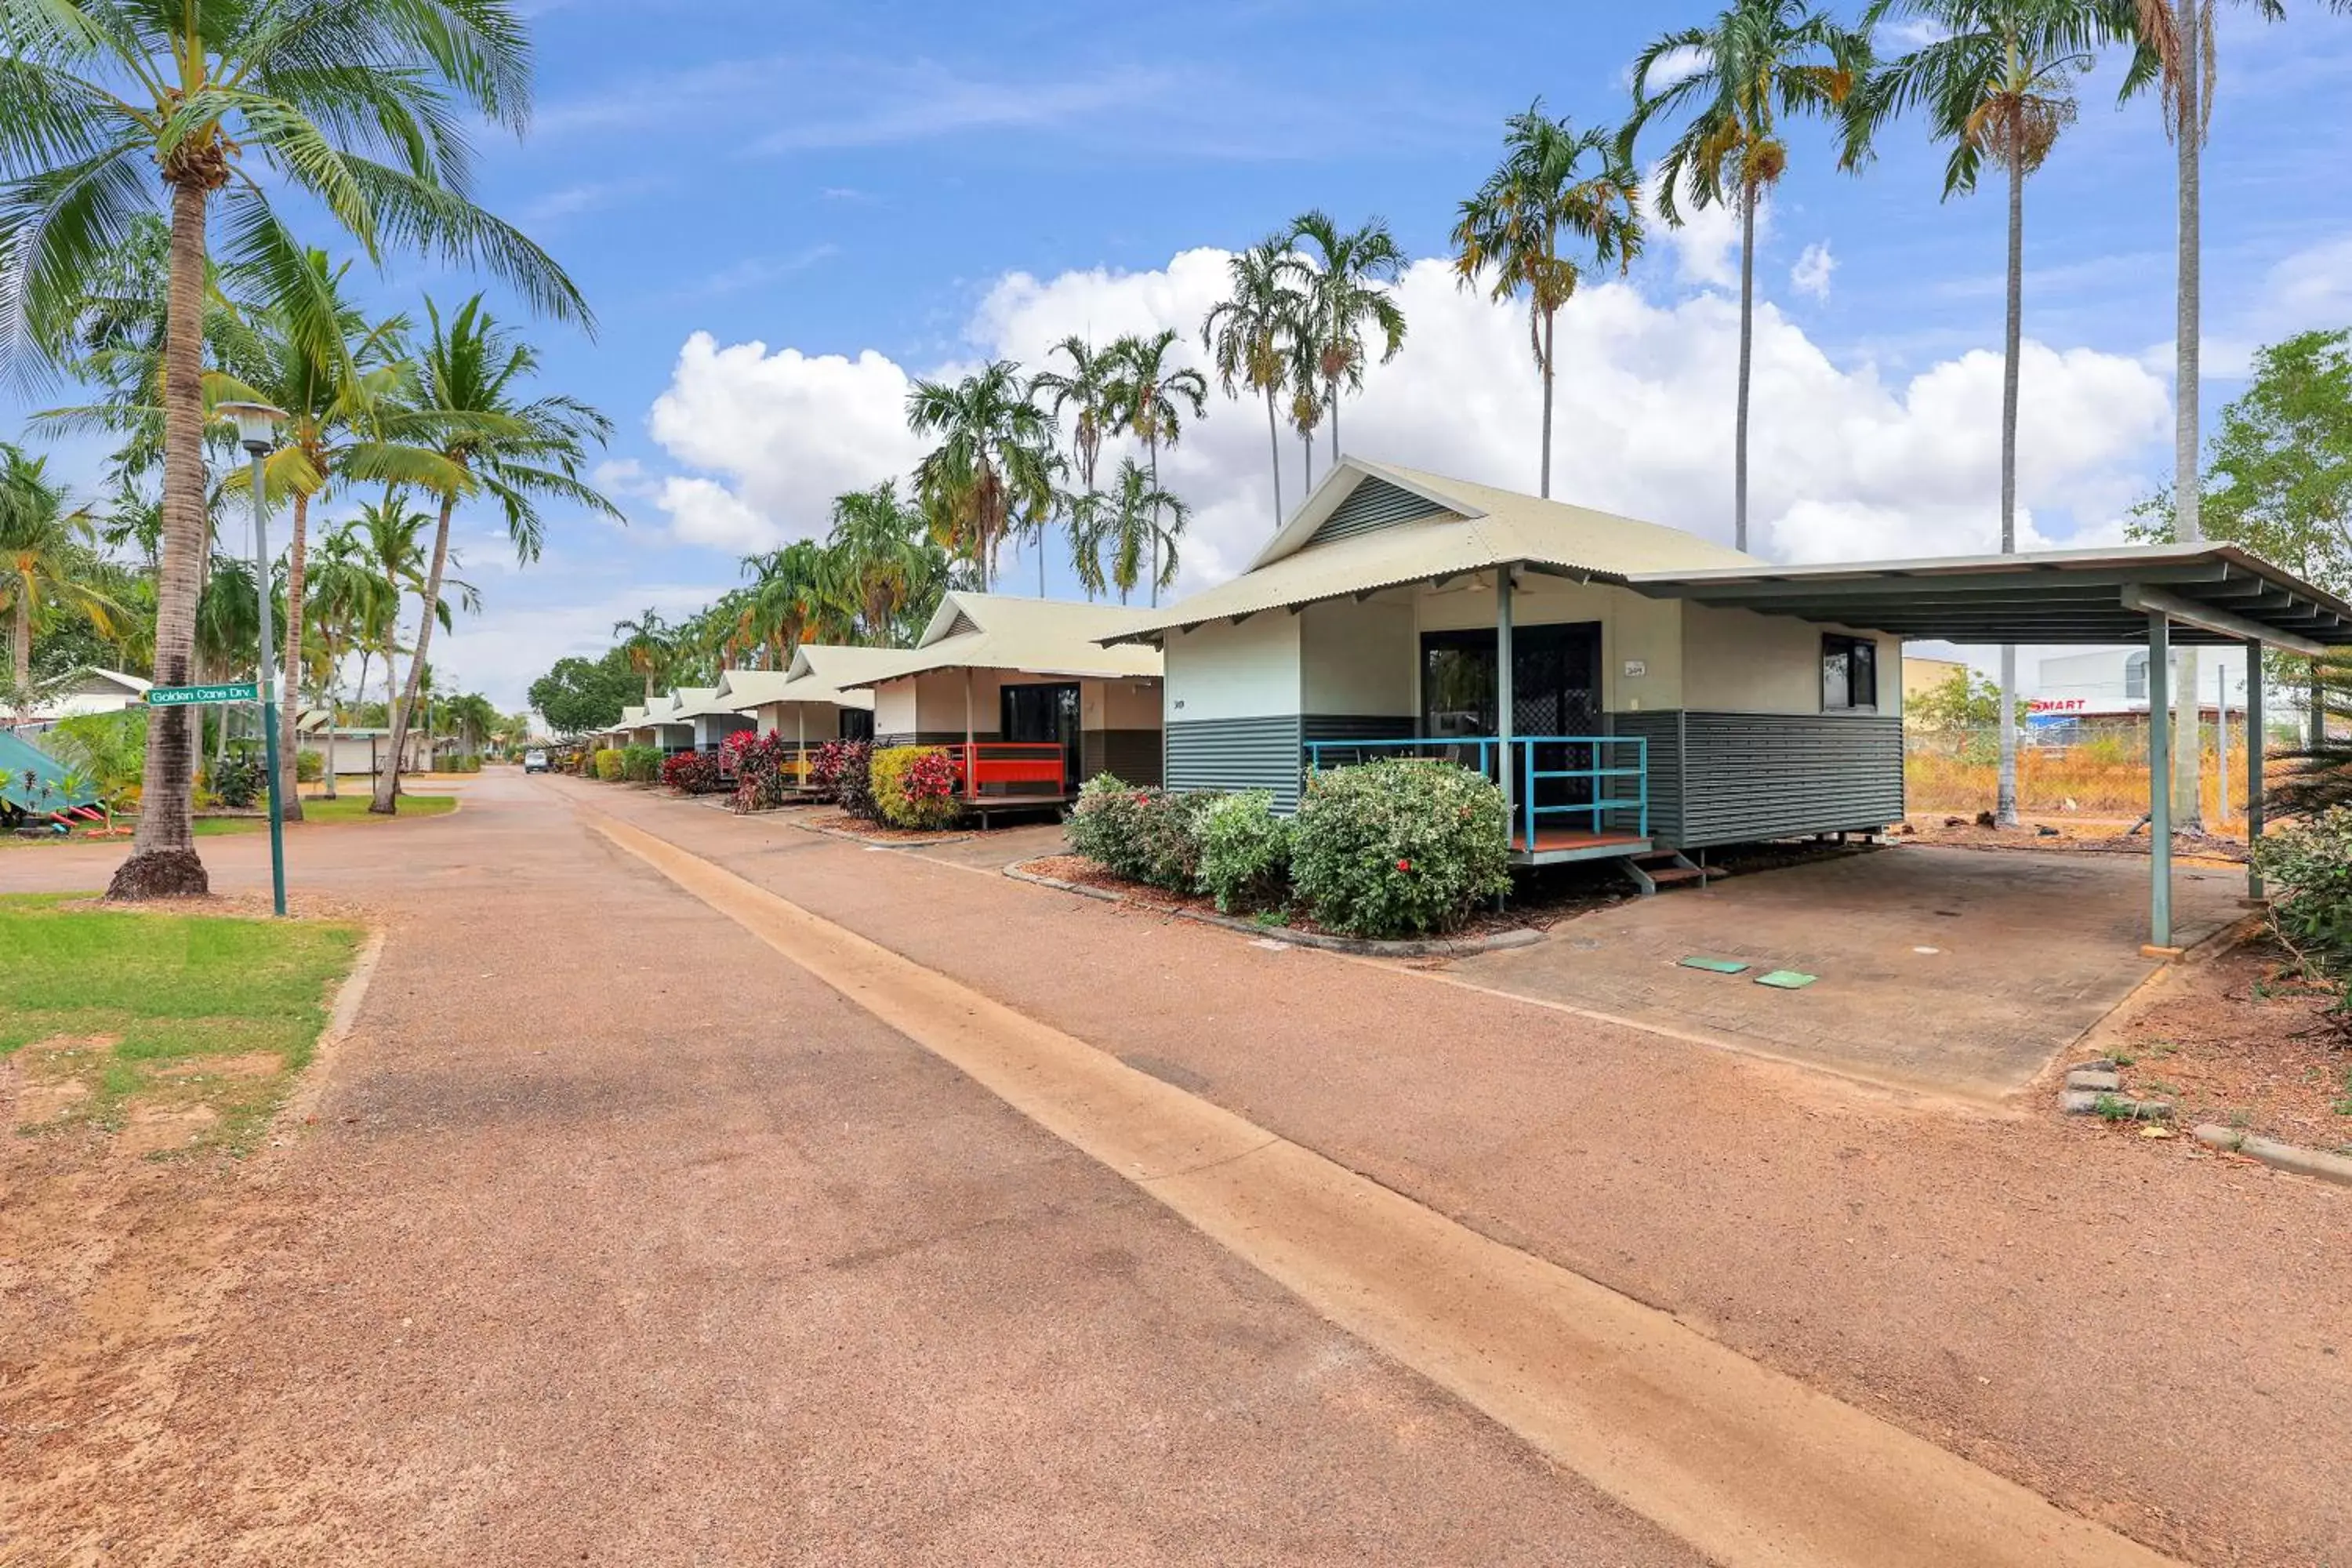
217, 401, 290, 916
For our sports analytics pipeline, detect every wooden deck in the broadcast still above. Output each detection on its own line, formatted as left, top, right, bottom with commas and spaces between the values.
1508, 829, 1652, 866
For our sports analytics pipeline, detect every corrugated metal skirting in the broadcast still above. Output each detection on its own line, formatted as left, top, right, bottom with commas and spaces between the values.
1611, 710, 1903, 848
1083, 728, 1164, 787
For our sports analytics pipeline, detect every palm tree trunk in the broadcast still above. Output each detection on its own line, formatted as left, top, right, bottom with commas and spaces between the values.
375, 492, 457, 814
1734, 182, 1757, 555
278, 489, 308, 822
1995, 152, 2025, 828
2170, 0, 2205, 829
111, 180, 212, 898
1539, 305, 1557, 500
1148, 439, 1162, 608
1264, 386, 1284, 528
1327, 377, 1340, 468
1302, 431, 1314, 493
321, 635, 339, 800
9, 604, 27, 689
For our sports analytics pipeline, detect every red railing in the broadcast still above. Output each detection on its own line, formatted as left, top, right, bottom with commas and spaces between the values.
949, 742, 1069, 800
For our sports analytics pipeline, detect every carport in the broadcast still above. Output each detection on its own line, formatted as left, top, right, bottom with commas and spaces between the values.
1628, 543, 2352, 950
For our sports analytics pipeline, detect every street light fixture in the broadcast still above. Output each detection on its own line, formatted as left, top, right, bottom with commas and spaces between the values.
215, 401, 291, 916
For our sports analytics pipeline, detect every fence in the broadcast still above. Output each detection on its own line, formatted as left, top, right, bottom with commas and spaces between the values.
1904, 717, 2293, 828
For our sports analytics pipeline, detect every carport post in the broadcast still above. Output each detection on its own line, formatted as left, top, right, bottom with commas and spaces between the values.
2246, 640, 2265, 899
1496, 565, 1515, 833
2146, 611, 2172, 949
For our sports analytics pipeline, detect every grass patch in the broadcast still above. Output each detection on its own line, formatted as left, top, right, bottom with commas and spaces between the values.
2, 893, 361, 1156
197, 794, 456, 834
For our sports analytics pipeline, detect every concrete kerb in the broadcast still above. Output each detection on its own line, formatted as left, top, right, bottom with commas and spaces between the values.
801, 822, 977, 851
1003, 861, 1546, 960
2192, 1124, 2352, 1189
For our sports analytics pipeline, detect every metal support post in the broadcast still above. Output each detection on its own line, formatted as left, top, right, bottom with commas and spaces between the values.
2146, 612, 2171, 949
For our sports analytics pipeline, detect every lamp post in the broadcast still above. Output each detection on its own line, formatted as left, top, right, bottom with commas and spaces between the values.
217, 401, 290, 916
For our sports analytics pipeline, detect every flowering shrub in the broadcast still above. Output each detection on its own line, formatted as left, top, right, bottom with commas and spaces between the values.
810, 739, 856, 796
593, 748, 624, 781
829, 740, 880, 822
871, 745, 963, 829
1065, 775, 1221, 892
662, 751, 723, 794
1290, 760, 1509, 938
1194, 791, 1292, 913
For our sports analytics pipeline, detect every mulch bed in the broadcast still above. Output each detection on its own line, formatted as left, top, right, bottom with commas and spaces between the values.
803, 812, 969, 844
2104, 939, 2351, 1154
1019, 853, 1563, 942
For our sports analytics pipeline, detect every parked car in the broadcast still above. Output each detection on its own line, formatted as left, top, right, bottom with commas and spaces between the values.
523, 748, 550, 774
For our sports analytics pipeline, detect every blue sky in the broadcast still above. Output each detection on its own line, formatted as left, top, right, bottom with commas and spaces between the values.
9, 0, 2352, 706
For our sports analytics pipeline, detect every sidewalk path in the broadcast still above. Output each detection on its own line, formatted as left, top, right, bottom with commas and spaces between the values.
560, 779, 2352, 1568
2, 774, 1697, 1566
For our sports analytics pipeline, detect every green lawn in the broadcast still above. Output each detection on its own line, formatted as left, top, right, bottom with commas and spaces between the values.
2, 893, 362, 1155
3, 793, 456, 846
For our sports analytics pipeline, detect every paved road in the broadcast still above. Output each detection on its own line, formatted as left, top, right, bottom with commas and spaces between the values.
2, 774, 1695, 1566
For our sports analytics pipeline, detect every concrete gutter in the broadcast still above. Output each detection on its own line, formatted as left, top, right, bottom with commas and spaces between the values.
2192, 1124, 2352, 1189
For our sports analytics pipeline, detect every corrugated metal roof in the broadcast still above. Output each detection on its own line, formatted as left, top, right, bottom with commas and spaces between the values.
1107, 459, 1757, 641
713, 646, 893, 711
840, 592, 1164, 688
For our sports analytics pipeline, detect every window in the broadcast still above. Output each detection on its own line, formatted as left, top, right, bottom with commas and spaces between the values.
1821, 634, 1878, 713
2124, 651, 2148, 701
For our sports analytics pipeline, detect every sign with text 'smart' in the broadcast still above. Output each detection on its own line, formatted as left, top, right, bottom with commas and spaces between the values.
146, 682, 260, 707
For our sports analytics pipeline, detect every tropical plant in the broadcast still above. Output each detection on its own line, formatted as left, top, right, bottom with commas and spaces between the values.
1290, 760, 1512, 939
1029, 336, 1122, 586
1201, 237, 1308, 528
1453, 102, 1643, 499
44, 706, 147, 808
0, 444, 118, 693
2250, 804, 2352, 966
1287, 211, 1407, 469
1849, 0, 2126, 825
869, 744, 962, 829
0, 0, 587, 898
740, 539, 844, 661
375, 296, 619, 814
1194, 790, 1294, 913
612, 607, 675, 701
593, 747, 623, 782
1624, 0, 1871, 553
1081, 459, 1189, 606
1102, 329, 1207, 607
906, 360, 1056, 593
825, 481, 928, 643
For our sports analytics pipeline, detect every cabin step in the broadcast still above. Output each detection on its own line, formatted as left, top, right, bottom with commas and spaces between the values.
1641, 864, 1708, 887
1621, 849, 1712, 896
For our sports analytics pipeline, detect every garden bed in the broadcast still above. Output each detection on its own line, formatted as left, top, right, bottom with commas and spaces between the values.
800, 812, 972, 846
2095, 938, 2351, 1156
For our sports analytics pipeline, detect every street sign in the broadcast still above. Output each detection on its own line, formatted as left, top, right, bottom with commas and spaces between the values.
146, 682, 260, 707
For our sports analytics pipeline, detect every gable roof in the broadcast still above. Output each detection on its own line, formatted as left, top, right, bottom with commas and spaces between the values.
1105, 457, 1761, 641
839, 591, 1162, 688
712, 646, 891, 712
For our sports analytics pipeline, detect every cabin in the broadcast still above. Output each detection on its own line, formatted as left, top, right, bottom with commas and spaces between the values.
840, 592, 1164, 813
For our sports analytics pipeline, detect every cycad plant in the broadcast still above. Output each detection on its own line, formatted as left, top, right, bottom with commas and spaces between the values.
1624, 0, 1871, 552
0, 0, 588, 897
1849, 0, 2127, 825
1453, 102, 1643, 499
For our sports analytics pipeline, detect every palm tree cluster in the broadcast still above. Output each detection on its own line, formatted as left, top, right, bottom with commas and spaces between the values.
1, 0, 612, 884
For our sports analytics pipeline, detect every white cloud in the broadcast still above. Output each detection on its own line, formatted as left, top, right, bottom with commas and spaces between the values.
1640, 162, 1760, 290
1791, 241, 1836, 300
635, 246, 2172, 595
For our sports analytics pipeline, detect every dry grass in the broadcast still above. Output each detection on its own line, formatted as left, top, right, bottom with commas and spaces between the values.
1906, 742, 2281, 829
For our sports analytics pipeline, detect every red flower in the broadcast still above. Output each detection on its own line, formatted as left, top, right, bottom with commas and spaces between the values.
1396, 858, 1412, 873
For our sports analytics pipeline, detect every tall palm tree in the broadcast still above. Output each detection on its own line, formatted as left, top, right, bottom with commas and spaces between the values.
0, 0, 588, 899
1454, 103, 1645, 499
1029, 337, 1119, 596
1103, 330, 1207, 608
612, 608, 675, 701
741, 539, 844, 661
353, 491, 470, 786
0, 445, 117, 699
1287, 212, 1407, 467
1202, 236, 1308, 528
306, 521, 393, 800
1850, 0, 2123, 826
1624, 0, 1871, 552
374, 296, 619, 814
824, 482, 927, 644
906, 360, 1056, 593
192, 551, 260, 765
1094, 459, 1188, 606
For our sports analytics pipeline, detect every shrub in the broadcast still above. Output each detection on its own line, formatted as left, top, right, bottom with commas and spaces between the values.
2253, 807, 2352, 967
1067, 774, 1150, 880
662, 751, 723, 795
1290, 760, 1510, 938
44, 708, 147, 807
621, 744, 662, 783
593, 748, 624, 782
871, 746, 964, 829
724, 731, 786, 812
830, 740, 880, 822
1195, 791, 1292, 913
1065, 775, 1220, 892
208, 754, 265, 810
294, 749, 324, 782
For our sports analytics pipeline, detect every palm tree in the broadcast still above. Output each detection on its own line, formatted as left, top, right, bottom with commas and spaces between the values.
193, 551, 260, 766
741, 539, 844, 661
1287, 212, 1408, 467
306, 521, 393, 800
906, 360, 1056, 593
612, 608, 675, 701
1094, 459, 1189, 606
1849, 0, 2124, 826
1453, 103, 1646, 499
1624, 0, 1871, 552
1029, 337, 1120, 595
0, 0, 588, 899
1202, 236, 1308, 528
351, 492, 467, 784
1103, 330, 1207, 608
0, 445, 118, 701
374, 296, 619, 815
825, 482, 928, 644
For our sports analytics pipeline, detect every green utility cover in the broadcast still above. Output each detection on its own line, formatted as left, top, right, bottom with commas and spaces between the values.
1679, 956, 1750, 974
1755, 970, 1817, 990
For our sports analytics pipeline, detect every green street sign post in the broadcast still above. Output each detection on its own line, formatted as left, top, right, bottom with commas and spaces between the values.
146, 682, 260, 707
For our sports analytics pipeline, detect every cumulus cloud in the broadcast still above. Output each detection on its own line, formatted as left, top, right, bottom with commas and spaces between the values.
1638, 163, 1761, 291
636, 245, 2171, 591
1790, 241, 1836, 300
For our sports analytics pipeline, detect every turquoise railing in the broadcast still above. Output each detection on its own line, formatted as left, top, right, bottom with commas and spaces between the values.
1300, 735, 1648, 848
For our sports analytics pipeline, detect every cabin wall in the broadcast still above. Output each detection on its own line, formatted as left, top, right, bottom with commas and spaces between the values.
1163, 616, 1308, 806
1081, 677, 1164, 786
